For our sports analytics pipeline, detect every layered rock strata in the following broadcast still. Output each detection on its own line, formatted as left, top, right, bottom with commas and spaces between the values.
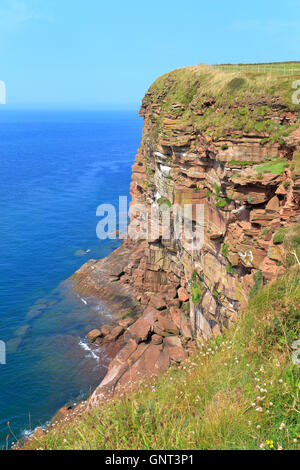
72, 65, 300, 402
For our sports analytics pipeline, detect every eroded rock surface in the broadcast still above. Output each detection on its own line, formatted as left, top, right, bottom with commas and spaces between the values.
75, 66, 300, 404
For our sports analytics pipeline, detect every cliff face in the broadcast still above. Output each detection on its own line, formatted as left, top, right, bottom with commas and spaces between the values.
128, 66, 300, 334
72, 65, 300, 401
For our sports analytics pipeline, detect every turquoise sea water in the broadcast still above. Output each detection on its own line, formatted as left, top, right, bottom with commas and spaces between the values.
0, 110, 142, 447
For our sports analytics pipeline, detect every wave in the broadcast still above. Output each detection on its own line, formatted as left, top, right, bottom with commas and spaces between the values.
79, 340, 100, 362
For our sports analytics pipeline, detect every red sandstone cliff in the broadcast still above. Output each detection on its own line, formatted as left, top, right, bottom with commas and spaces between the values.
71, 65, 300, 403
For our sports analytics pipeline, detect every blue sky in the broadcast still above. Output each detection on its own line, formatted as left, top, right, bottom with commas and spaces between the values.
0, 0, 299, 109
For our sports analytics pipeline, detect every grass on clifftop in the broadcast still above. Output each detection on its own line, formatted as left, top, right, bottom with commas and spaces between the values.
24, 267, 300, 451
146, 64, 300, 141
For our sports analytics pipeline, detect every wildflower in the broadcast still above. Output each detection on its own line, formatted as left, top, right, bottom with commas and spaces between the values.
266, 440, 273, 447
279, 423, 285, 431
279, 379, 283, 383
260, 443, 265, 449
293, 438, 297, 443
251, 403, 256, 407
269, 402, 273, 406
256, 425, 261, 429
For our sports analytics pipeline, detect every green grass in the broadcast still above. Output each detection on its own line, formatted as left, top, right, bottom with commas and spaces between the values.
191, 270, 204, 304
283, 221, 300, 268
222, 243, 229, 257
254, 159, 289, 175
23, 267, 300, 451
144, 64, 300, 144
228, 160, 255, 167
273, 228, 287, 245
157, 197, 172, 208
250, 270, 264, 299
215, 196, 231, 208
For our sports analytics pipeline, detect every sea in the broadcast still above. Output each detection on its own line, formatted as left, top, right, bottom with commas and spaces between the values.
0, 109, 142, 448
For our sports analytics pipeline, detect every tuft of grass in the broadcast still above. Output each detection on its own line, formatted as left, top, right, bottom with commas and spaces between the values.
191, 271, 204, 304
284, 221, 300, 267
222, 243, 229, 257
250, 270, 263, 299
157, 197, 172, 208
273, 228, 287, 245
122, 310, 133, 320
23, 268, 300, 451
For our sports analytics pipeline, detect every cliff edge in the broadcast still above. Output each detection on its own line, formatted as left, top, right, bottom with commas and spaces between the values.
71, 64, 300, 403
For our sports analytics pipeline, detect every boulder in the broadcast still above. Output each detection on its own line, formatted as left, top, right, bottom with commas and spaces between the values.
169, 306, 181, 329
151, 334, 163, 345
88, 329, 102, 343
154, 311, 180, 336
103, 325, 124, 343
164, 337, 187, 363
118, 316, 135, 328
164, 336, 181, 347
90, 339, 138, 402
101, 324, 113, 336
178, 287, 189, 302
266, 195, 280, 213
150, 294, 167, 310
127, 307, 158, 343
180, 313, 193, 340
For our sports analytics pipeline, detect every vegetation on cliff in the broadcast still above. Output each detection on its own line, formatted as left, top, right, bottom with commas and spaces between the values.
143, 64, 300, 143
24, 264, 299, 451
